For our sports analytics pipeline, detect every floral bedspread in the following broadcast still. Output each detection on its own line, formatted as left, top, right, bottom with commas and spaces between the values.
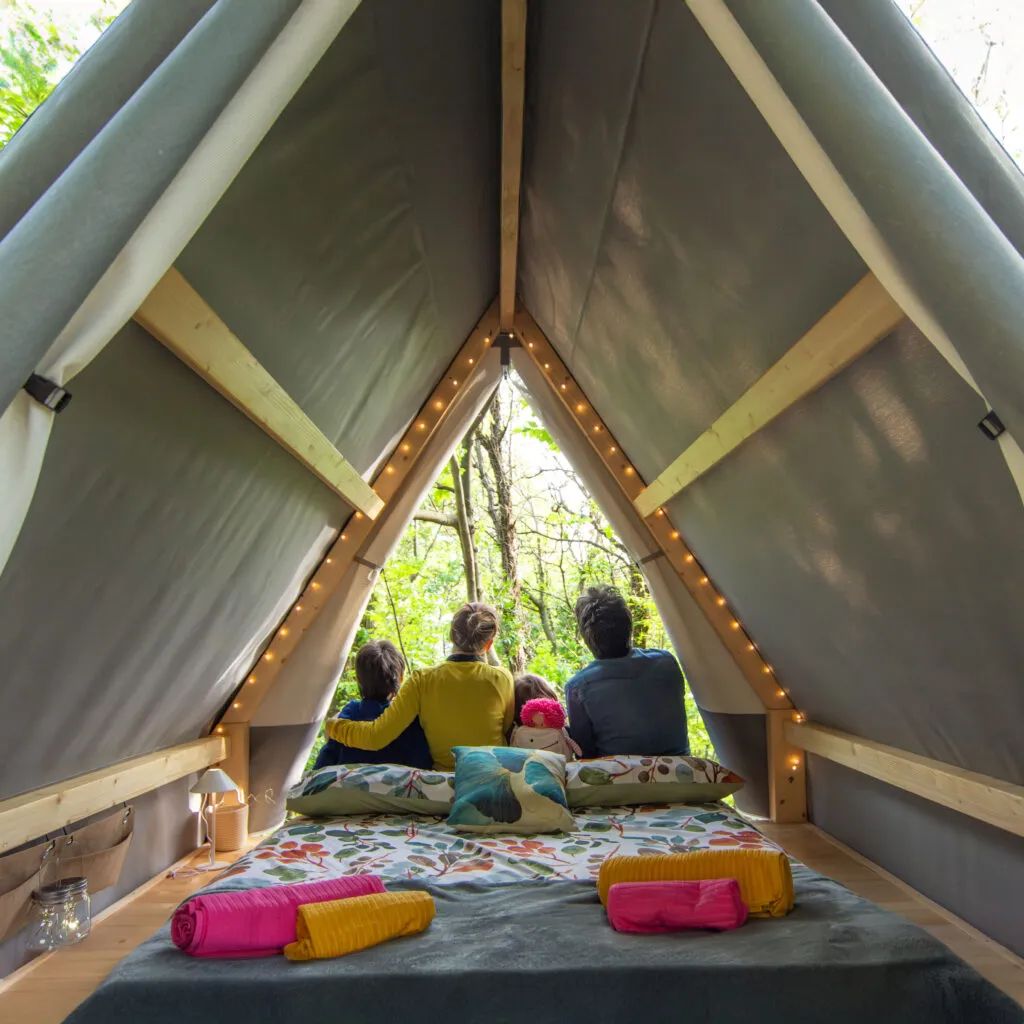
208, 804, 782, 890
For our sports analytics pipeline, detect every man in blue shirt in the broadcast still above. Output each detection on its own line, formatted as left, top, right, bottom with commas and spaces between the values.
566, 585, 690, 759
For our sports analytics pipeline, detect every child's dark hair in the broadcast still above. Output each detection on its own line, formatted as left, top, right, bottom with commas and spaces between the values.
575, 584, 633, 659
514, 673, 558, 724
354, 640, 405, 703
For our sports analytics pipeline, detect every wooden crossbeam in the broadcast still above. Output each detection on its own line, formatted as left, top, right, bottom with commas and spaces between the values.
134, 268, 384, 519
634, 273, 904, 518
514, 309, 803, 822
217, 302, 500, 734
0, 736, 227, 854
787, 720, 1024, 839
499, 0, 527, 330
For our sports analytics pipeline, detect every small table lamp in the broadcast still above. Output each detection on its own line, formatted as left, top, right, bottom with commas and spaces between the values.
190, 768, 240, 871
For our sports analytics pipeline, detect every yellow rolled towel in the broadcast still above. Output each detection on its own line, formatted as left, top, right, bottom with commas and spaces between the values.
597, 850, 794, 918
284, 891, 435, 961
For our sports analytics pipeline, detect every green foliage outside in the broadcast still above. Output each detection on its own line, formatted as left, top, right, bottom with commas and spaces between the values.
1, 0, 125, 149
308, 376, 714, 769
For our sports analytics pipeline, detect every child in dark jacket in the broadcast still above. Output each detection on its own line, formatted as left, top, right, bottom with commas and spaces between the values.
314, 640, 432, 770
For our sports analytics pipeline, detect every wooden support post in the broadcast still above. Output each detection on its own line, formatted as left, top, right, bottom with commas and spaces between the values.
635, 274, 904, 517
767, 710, 808, 824
787, 720, 1024, 838
499, 0, 527, 330
0, 737, 228, 854
217, 302, 500, 732
134, 268, 384, 518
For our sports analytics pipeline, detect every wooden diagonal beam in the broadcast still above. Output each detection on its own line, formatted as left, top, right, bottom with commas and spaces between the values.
134, 268, 384, 519
514, 308, 804, 822
515, 308, 791, 711
499, 0, 527, 330
634, 273, 904, 518
217, 302, 500, 732
787, 720, 1024, 839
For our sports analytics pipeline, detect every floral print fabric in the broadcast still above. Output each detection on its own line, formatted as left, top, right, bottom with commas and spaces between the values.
208, 803, 781, 891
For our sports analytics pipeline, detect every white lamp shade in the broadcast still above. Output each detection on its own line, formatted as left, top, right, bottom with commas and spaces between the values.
190, 768, 240, 796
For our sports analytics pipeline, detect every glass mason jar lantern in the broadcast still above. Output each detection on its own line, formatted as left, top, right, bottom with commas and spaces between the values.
27, 877, 91, 951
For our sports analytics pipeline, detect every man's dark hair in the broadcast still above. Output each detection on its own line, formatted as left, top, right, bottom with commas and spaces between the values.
575, 585, 632, 659
354, 640, 405, 703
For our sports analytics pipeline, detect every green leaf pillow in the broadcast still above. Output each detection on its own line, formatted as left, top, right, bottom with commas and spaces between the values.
565, 755, 744, 808
447, 746, 575, 834
286, 763, 453, 817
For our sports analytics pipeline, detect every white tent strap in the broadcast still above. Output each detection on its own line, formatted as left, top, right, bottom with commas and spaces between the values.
684, 0, 1024, 507
0, 0, 362, 581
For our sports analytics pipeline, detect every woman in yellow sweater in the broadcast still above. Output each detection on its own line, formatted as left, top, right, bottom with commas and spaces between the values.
326, 603, 514, 771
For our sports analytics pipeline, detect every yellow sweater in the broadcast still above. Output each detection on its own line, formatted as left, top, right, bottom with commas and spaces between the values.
326, 659, 514, 770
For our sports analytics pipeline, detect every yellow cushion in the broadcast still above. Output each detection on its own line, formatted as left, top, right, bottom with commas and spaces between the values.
284, 891, 435, 961
597, 850, 794, 918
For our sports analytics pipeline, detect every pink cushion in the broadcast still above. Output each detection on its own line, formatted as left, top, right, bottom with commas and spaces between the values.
172, 875, 386, 957
606, 878, 749, 933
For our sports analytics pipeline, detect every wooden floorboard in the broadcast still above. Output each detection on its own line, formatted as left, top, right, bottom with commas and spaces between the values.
0, 825, 1020, 1022
759, 822, 1024, 1005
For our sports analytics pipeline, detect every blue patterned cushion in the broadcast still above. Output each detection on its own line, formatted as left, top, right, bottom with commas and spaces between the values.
286, 763, 453, 817
447, 746, 575, 834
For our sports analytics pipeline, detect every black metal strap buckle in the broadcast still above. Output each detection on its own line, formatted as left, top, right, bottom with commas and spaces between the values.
23, 373, 72, 413
978, 410, 1005, 441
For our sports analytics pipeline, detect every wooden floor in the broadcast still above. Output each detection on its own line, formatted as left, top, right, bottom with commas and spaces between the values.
0, 825, 1021, 1023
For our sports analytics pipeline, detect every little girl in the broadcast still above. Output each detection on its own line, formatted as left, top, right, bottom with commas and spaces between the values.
510, 674, 581, 760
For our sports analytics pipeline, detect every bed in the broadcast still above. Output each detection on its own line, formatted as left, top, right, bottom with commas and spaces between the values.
67, 803, 1023, 1023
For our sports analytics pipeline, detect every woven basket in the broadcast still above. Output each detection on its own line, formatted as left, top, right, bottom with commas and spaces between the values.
214, 803, 249, 852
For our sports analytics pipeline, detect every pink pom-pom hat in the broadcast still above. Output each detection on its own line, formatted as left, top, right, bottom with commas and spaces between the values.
520, 697, 566, 729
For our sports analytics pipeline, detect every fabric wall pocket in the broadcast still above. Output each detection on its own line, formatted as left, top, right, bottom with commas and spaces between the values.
56, 807, 134, 895
0, 840, 56, 939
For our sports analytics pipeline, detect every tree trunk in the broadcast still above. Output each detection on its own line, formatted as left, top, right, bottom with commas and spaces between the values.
627, 560, 651, 648
449, 453, 479, 603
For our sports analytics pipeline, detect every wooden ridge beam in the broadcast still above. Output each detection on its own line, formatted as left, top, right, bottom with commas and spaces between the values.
635, 273, 904, 518
787, 720, 1024, 839
134, 268, 384, 519
216, 302, 500, 736
0, 736, 228, 854
514, 307, 804, 823
499, 0, 527, 331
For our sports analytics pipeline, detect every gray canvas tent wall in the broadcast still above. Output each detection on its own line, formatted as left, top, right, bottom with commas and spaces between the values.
0, 0, 1021, 981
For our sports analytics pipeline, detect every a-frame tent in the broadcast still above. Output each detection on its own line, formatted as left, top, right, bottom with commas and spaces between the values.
0, 0, 1022, 985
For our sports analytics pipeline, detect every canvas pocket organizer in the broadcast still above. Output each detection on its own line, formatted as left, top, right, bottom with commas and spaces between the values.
0, 806, 134, 940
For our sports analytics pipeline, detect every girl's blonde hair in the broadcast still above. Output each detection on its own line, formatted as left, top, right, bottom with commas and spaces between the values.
450, 602, 499, 653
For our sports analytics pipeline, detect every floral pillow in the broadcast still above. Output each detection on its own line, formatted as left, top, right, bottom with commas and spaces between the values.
447, 746, 575, 834
565, 755, 744, 808
286, 763, 453, 817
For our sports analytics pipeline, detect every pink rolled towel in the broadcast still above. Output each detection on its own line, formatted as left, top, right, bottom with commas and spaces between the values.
172, 875, 386, 957
606, 879, 749, 933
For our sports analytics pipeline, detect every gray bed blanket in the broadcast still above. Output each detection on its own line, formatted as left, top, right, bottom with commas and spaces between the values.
66, 866, 1022, 1024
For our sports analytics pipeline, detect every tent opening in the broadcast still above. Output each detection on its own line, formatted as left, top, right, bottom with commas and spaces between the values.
307, 372, 714, 772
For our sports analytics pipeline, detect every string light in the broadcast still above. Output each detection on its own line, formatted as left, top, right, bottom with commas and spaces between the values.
401, 443, 412, 453
544, 362, 551, 370
776, 687, 786, 698
417, 421, 427, 431
434, 400, 445, 410
450, 379, 459, 387
339, 535, 347, 542
326, 557, 334, 564
295, 605, 303, 613
793, 711, 806, 724
700, 576, 709, 585
746, 642, 755, 652
385, 465, 396, 475
624, 466, 635, 476
468, 358, 475, 366
730, 620, 740, 630
684, 553, 694, 564
232, 702, 241, 710
656, 508, 665, 517
609, 446, 617, 454
788, 756, 801, 770
671, 530, 680, 539
216, 726, 225, 734
280, 627, 290, 637
761, 664, 772, 674
311, 581, 322, 591
263, 651, 275, 662
575, 402, 586, 413
715, 596, 726, 607
593, 425, 602, 433
528, 341, 534, 349
485, 335, 491, 343
248, 675, 257, 685
355, 512, 364, 520
560, 383, 567, 391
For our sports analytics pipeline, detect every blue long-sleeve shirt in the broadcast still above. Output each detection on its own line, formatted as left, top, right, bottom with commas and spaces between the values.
565, 648, 690, 759
313, 697, 432, 770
